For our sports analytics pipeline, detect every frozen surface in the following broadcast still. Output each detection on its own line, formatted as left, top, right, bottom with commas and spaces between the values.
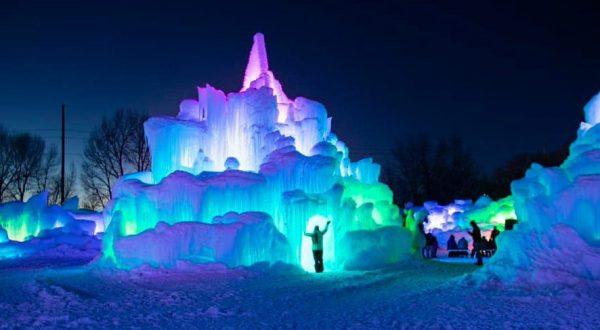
103, 33, 404, 270
0, 259, 598, 328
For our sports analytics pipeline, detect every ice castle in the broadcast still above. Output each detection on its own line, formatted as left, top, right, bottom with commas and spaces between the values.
102, 33, 410, 271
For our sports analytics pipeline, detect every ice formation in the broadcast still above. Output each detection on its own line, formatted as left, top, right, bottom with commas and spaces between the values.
399, 196, 515, 254
0, 192, 74, 242
420, 196, 516, 234
102, 33, 406, 270
0, 192, 101, 259
476, 92, 600, 284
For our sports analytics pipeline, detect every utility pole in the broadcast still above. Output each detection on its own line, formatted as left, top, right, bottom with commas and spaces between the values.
61, 104, 65, 204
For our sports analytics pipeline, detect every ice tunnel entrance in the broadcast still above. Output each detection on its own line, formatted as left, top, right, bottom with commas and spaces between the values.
301, 215, 335, 272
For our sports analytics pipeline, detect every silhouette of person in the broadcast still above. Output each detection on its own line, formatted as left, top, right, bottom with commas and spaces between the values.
447, 234, 458, 257
481, 236, 490, 257
305, 221, 331, 273
421, 231, 439, 258
468, 220, 484, 266
457, 237, 469, 257
447, 234, 458, 250
457, 237, 468, 250
430, 233, 439, 258
490, 226, 500, 253
418, 219, 428, 258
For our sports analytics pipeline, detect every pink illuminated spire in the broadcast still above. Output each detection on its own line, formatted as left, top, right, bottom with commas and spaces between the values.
243, 33, 269, 89
241, 33, 290, 122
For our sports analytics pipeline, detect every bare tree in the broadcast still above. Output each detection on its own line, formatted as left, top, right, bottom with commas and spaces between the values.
388, 135, 483, 205
0, 127, 16, 202
128, 112, 151, 172
34, 145, 58, 194
10, 133, 45, 201
81, 110, 150, 209
50, 162, 77, 205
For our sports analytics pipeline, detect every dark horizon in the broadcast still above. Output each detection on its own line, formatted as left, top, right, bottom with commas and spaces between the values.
2, 1, 600, 173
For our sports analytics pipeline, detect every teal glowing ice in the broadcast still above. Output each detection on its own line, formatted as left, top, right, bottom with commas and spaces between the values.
102, 33, 407, 271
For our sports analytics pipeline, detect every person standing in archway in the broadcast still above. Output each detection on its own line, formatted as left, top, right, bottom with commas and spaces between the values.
305, 221, 331, 273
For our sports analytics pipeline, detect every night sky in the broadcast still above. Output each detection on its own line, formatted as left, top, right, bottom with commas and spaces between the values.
2, 1, 600, 172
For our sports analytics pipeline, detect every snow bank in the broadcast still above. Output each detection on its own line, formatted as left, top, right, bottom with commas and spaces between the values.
104, 212, 290, 269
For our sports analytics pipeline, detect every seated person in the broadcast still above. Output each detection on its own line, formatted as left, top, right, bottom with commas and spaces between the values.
457, 237, 468, 250
451, 237, 469, 257
447, 234, 458, 250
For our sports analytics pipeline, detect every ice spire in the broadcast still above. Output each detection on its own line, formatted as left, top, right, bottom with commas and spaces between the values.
584, 91, 600, 126
243, 33, 270, 90
241, 33, 290, 121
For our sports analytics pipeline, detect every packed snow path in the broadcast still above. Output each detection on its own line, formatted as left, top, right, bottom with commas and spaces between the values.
0, 260, 599, 329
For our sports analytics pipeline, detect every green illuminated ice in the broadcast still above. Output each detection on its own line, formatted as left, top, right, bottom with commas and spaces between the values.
0, 192, 73, 242
102, 33, 410, 271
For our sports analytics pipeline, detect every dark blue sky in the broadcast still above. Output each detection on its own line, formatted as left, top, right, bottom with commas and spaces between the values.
1, 1, 600, 171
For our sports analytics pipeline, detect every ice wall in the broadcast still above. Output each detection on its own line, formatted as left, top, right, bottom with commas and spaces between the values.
511, 92, 600, 245
103, 33, 407, 270
474, 92, 600, 285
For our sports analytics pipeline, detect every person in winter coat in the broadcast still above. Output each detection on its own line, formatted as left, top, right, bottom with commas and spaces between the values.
468, 220, 484, 266
305, 221, 331, 273
490, 226, 500, 254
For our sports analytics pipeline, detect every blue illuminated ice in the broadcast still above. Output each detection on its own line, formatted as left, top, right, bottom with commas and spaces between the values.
102, 33, 407, 271
0, 192, 75, 242
474, 92, 600, 285
0, 192, 102, 260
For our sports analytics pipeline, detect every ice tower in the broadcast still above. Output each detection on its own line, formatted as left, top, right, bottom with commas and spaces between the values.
102, 33, 410, 270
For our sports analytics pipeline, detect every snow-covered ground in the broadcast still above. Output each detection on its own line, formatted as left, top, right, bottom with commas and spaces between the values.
1, 257, 598, 329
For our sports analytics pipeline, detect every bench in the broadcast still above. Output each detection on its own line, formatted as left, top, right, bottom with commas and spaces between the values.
447, 249, 469, 258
